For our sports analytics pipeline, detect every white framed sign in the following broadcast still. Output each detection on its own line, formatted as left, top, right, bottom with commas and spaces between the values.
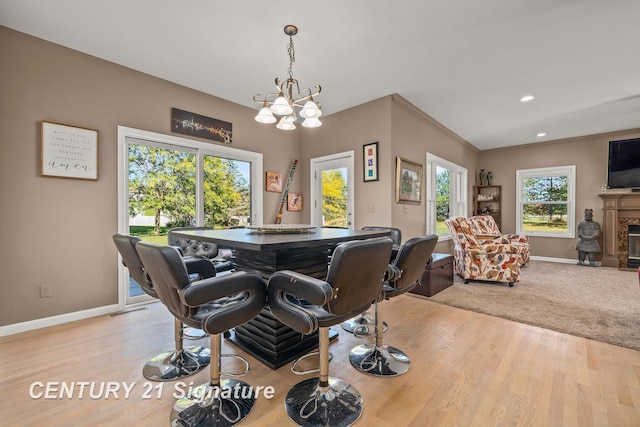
41, 121, 98, 180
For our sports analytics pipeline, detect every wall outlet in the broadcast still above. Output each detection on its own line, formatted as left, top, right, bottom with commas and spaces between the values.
367, 204, 375, 213
568, 243, 574, 251
39, 285, 51, 298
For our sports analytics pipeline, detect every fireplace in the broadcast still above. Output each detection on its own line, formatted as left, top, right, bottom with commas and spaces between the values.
630, 225, 640, 269
600, 193, 640, 270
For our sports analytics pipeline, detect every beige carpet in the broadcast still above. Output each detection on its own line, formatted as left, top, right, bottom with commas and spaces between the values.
425, 260, 640, 350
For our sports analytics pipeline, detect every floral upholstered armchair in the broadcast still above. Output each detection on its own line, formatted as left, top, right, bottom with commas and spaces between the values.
468, 215, 530, 266
445, 216, 521, 286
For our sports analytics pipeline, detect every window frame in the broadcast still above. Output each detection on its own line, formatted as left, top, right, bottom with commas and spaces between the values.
426, 153, 468, 239
515, 165, 576, 238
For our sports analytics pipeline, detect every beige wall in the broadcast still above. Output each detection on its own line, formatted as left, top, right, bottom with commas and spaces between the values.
478, 128, 640, 260
0, 27, 301, 326
300, 96, 394, 228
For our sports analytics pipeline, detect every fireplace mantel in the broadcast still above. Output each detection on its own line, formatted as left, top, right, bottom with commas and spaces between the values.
599, 193, 640, 268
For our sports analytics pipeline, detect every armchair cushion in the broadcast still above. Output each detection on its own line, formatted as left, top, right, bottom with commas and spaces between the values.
469, 215, 529, 244
469, 215, 530, 265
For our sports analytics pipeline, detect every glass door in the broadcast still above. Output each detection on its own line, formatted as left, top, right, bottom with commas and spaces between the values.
310, 151, 355, 229
202, 155, 252, 228
127, 141, 196, 304
117, 127, 264, 310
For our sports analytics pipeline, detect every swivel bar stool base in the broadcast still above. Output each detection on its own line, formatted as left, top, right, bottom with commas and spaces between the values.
285, 375, 362, 427
285, 328, 363, 426
143, 318, 210, 382
349, 343, 410, 377
340, 312, 387, 337
143, 347, 210, 382
171, 378, 255, 427
170, 333, 255, 427
348, 302, 409, 377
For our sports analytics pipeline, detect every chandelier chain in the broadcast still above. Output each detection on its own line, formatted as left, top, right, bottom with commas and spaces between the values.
287, 36, 295, 80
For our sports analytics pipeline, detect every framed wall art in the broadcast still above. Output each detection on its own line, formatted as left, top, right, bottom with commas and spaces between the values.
41, 121, 98, 180
363, 142, 378, 182
266, 171, 283, 192
396, 156, 423, 204
171, 107, 232, 144
287, 193, 302, 211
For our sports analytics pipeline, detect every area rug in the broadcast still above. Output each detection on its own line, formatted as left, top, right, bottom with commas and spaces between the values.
425, 260, 640, 350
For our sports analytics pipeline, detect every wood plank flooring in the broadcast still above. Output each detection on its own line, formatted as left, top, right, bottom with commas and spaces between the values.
1, 295, 640, 426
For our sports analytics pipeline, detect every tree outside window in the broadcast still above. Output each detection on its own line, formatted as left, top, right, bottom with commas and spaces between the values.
128, 145, 251, 237
435, 166, 451, 235
321, 168, 347, 227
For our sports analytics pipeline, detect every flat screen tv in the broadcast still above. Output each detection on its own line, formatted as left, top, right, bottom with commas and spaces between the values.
607, 138, 640, 189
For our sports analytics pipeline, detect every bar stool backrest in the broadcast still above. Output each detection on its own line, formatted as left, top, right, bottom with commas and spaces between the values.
113, 234, 156, 299
392, 234, 439, 293
325, 237, 393, 315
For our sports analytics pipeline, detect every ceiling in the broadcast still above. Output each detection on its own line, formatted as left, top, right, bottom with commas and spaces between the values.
1, 0, 639, 150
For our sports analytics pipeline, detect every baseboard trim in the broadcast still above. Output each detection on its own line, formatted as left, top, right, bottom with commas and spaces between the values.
0, 304, 120, 337
530, 256, 580, 264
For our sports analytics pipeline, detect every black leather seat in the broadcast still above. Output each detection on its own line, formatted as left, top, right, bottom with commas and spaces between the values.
349, 234, 438, 377
268, 237, 393, 427
113, 234, 216, 381
341, 226, 403, 336
168, 226, 235, 273
136, 241, 266, 426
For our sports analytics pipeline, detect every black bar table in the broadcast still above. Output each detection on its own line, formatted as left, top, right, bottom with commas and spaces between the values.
171, 226, 390, 369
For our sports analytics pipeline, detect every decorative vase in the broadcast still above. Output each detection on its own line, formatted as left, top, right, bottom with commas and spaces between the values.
486, 171, 492, 186
479, 169, 486, 186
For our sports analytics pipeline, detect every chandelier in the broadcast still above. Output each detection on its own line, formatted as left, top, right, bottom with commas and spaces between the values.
253, 25, 322, 130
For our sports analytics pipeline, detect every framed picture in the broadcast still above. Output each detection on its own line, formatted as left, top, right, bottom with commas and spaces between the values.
171, 107, 232, 144
41, 121, 98, 180
287, 193, 302, 211
363, 142, 378, 182
396, 156, 423, 204
266, 171, 283, 192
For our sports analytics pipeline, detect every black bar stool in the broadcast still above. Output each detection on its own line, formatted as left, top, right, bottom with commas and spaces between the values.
268, 237, 393, 427
136, 241, 266, 426
349, 234, 438, 376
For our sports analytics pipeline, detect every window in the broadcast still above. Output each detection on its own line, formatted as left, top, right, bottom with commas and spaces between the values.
516, 165, 575, 237
426, 153, 467, 237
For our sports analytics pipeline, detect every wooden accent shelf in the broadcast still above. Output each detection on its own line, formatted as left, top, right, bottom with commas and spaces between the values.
598, 193, 640, 269
473, 185, 502, 230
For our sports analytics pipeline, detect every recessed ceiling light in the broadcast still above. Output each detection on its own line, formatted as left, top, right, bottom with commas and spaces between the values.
537, 132, 546, 137
520, 95, 535, 102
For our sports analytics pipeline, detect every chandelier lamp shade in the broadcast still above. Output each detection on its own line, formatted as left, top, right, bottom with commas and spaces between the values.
253, 25, 322, 130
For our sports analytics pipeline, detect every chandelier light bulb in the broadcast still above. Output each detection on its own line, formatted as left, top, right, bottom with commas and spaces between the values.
255, 106, 276, 124
299, 100, 322, 119
302, 117, 322, 128
276, 115, 296, 131
270, 95, 293, 116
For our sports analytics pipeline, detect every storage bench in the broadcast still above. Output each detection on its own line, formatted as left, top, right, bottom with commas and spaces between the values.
410, 253, 454, 297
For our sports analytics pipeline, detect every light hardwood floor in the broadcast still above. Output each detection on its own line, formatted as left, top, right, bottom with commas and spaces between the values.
2, 294, 640, 426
